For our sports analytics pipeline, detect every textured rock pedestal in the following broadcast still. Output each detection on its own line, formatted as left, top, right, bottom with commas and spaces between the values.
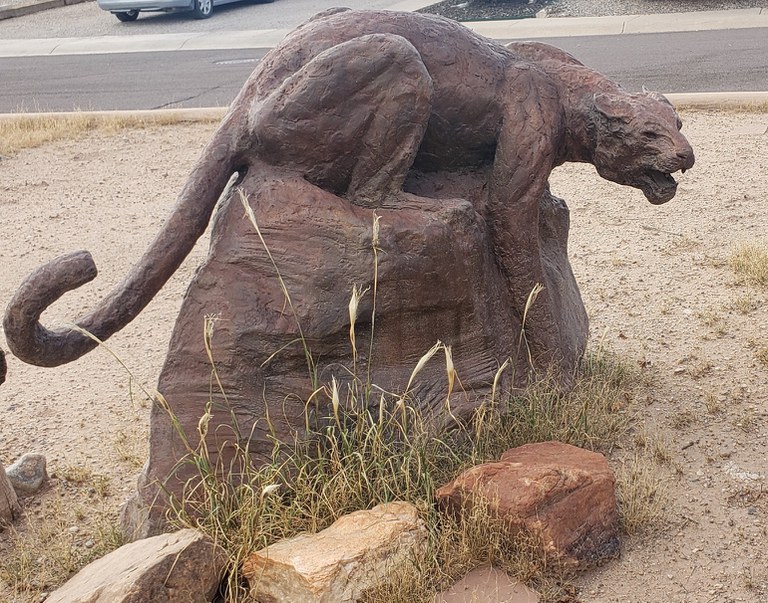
0, 459, 20, 526
46, 529, 226, 603
436, 441, 620, 566
124, 173, 587, 536
243, 501, 427, 602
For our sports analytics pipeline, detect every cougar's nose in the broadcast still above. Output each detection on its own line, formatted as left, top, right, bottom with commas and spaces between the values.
677, 144, 695, 171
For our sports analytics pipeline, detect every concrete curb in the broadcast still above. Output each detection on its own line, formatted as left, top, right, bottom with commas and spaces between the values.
0, 92, 766, 122
0, 107, 227, 121
668, 91, 768, 110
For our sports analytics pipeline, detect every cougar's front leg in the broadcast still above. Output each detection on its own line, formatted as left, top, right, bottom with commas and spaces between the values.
487, 65, 565, 370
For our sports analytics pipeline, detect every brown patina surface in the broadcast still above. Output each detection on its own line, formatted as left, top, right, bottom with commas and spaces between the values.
3, 10, 693, 534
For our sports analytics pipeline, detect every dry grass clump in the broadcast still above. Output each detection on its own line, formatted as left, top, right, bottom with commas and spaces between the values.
730, 292, 761, 315
669, 408, 699, 430
0, 475, 124, 600
704, 391, 725, 415
169, 345, 641, 602
614, 450, 669, 536
632, 428, 674, 467
728, 240, 768, 287
0, 111, 221, 156
754, 344, 768, 368
361, 499, 571, 603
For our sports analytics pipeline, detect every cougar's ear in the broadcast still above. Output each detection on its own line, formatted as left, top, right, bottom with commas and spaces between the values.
593, 92, 634, 121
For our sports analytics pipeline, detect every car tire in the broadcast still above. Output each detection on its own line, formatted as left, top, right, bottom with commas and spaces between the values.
191, 0, 212, 18
114, 9, 139, 21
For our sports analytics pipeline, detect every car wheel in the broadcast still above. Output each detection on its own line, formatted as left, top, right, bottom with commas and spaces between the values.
114, 9, 139, 21
191, 0, 212, 19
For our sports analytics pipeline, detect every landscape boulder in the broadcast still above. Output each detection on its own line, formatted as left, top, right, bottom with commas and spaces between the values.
6, 452, 48, 495
243, 501, 427, 602
436, 441, 620, 566
0, 458, 21, 526
434, 565, 540, 603
0, 353, 19, 526
46, 528, 227, 603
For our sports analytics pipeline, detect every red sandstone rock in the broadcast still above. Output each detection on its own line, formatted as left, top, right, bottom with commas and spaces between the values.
435, 441, 620, 566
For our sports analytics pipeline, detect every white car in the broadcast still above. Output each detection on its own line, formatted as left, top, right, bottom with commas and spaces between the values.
97, 0, 272, 21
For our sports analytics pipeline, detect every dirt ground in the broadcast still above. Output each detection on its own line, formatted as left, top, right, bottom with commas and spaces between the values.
0, 109, 767, 601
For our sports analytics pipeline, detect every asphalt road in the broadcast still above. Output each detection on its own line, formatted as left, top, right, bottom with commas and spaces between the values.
3, 50, 268, 112
1, 27, 766, 113
551, 28, 768, 93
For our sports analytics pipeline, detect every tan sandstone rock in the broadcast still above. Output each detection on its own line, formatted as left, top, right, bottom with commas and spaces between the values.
436, 441, 620, 566
46, 528, 227, 603
1, 459, 20, 527
243, 501, 427, 602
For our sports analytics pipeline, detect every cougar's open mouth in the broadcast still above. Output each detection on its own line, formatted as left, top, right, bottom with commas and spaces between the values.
638, 169, 681, 204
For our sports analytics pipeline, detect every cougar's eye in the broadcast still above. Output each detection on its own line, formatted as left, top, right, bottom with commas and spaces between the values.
642, 130, 660, 140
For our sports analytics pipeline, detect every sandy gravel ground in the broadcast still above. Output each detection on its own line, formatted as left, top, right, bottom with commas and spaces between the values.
1, 109, 767, 601
553, 110, 768, 602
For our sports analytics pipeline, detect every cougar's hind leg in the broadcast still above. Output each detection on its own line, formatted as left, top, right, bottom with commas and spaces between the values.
251, 33, 434, 207
341, 34, 434, 207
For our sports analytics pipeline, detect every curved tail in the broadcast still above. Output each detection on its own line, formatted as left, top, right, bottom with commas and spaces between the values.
4, 110, 245, 368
